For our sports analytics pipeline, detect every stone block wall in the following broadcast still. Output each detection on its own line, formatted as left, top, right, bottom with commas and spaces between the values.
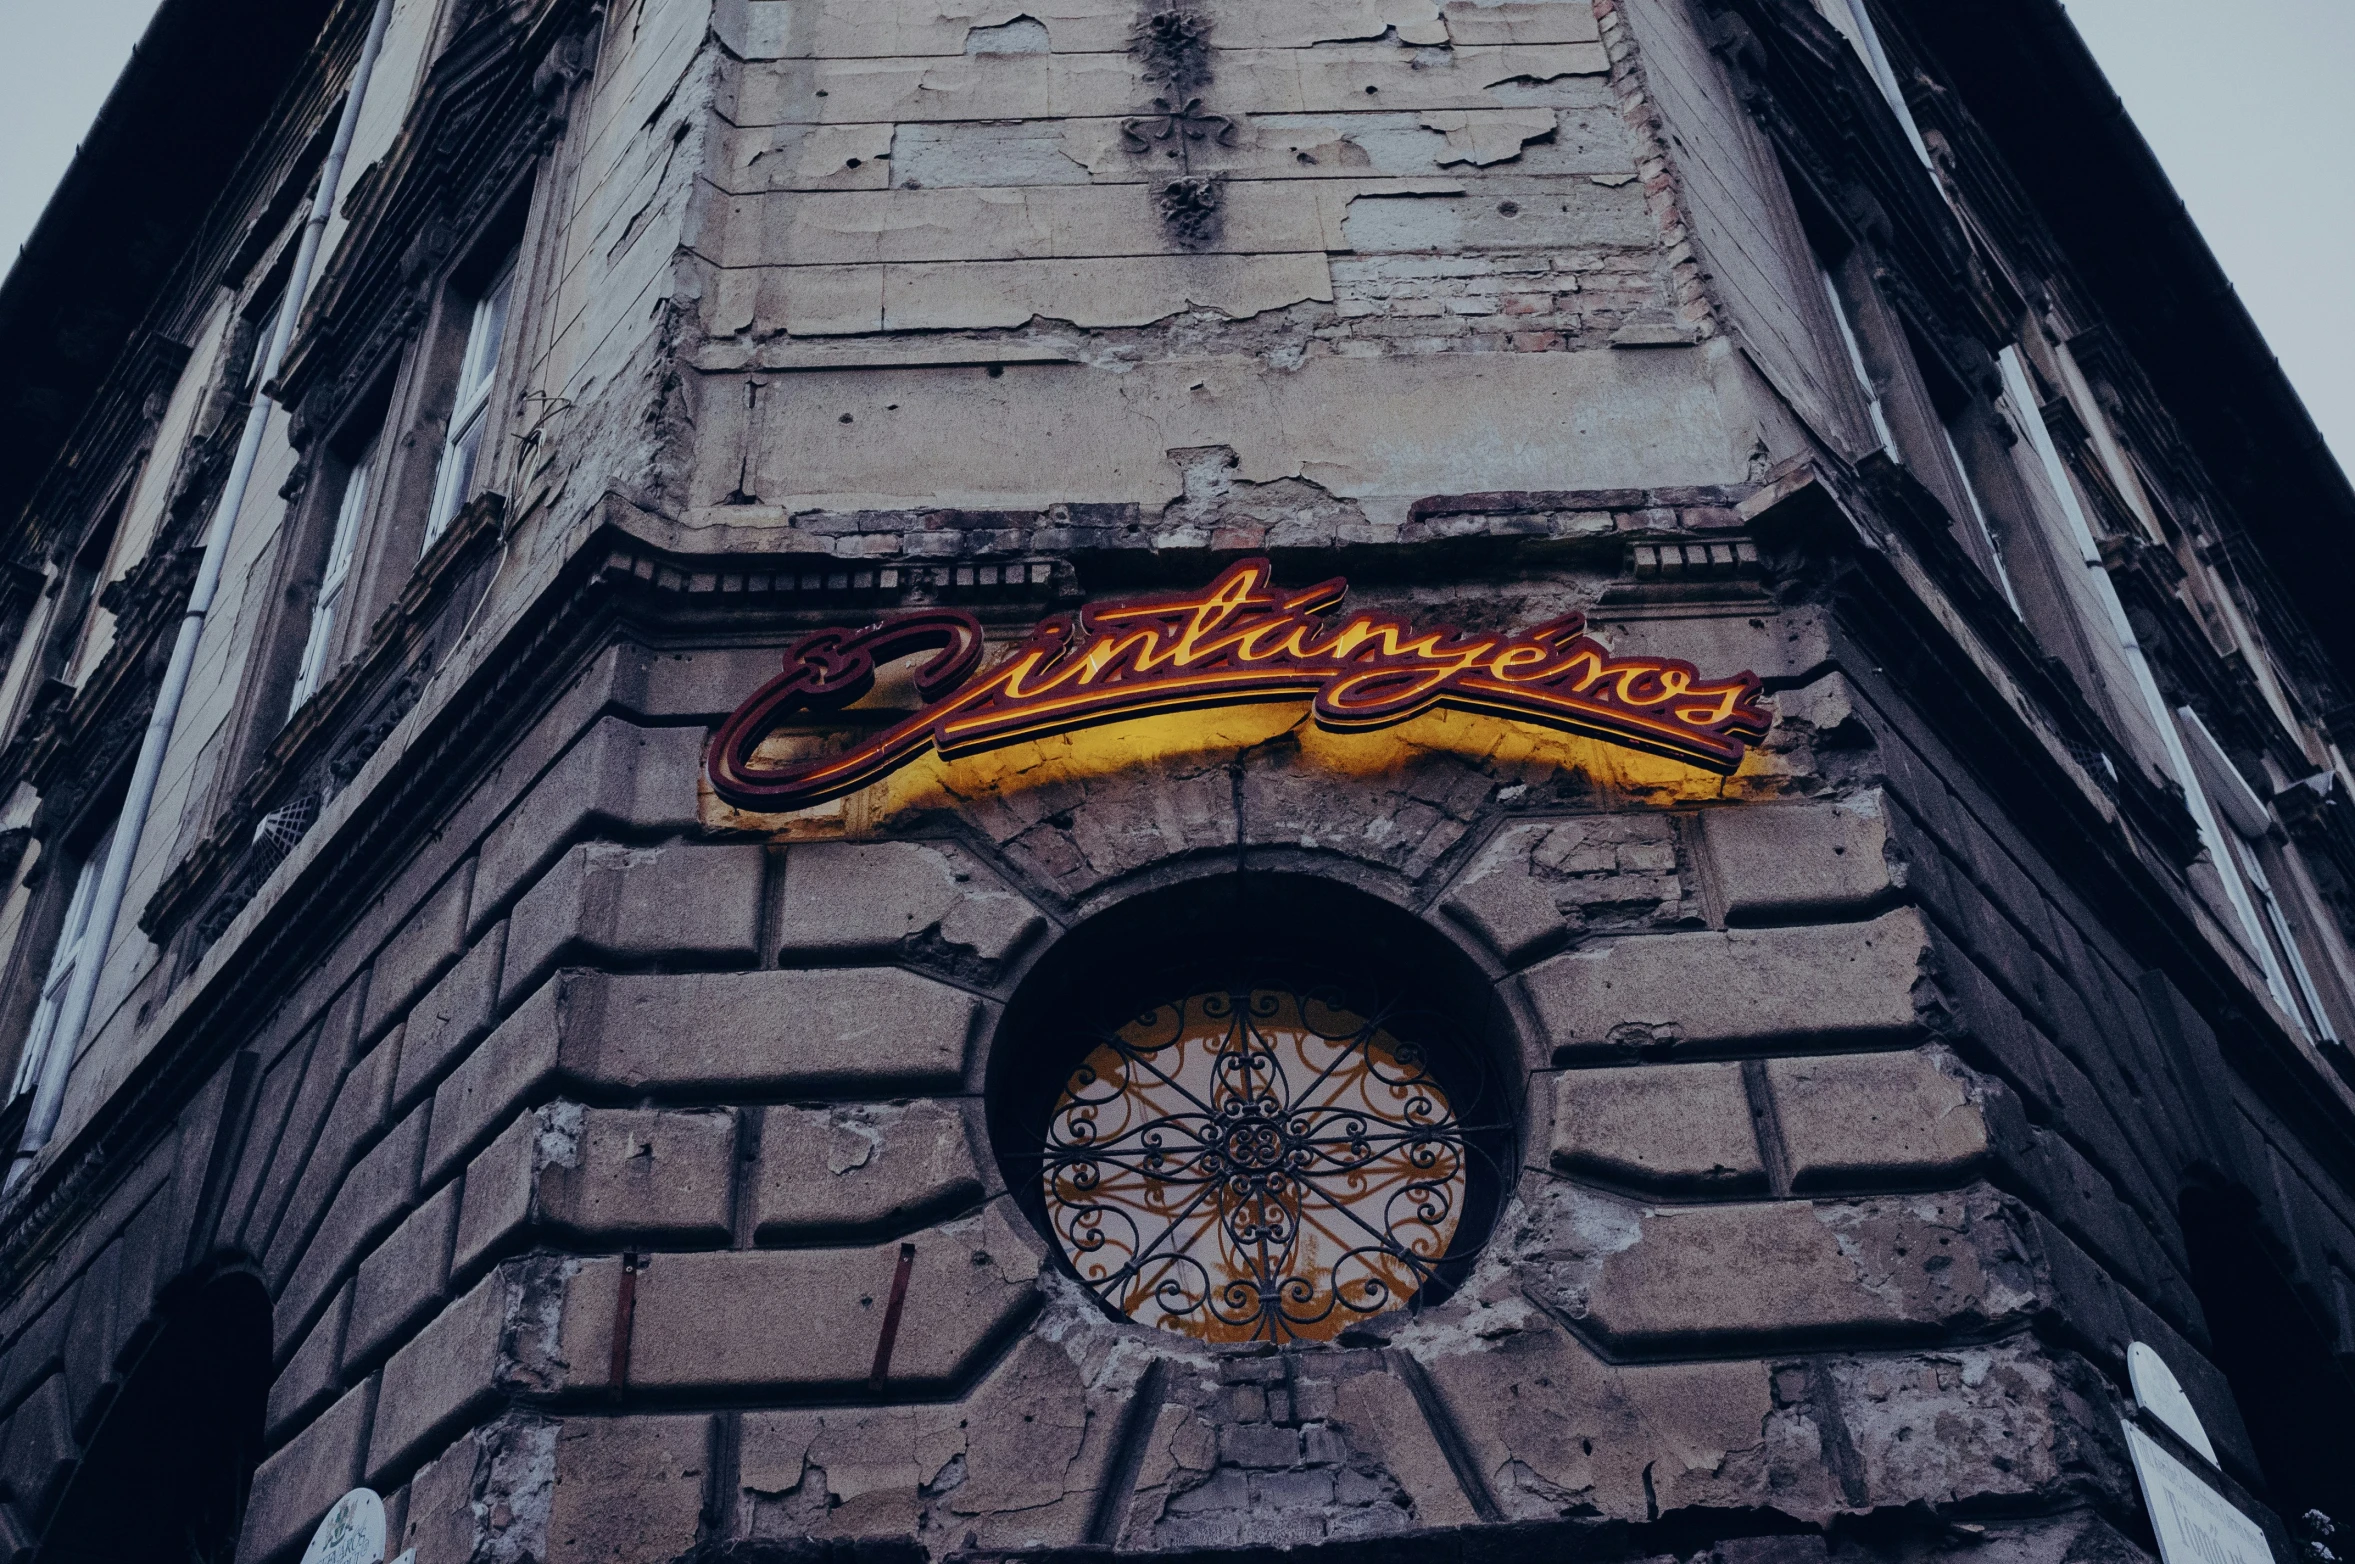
0, 577, 2332, 1564
0, 0, 2344, 1555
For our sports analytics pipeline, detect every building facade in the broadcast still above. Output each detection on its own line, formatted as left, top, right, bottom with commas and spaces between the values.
0, 0, 2349, 1562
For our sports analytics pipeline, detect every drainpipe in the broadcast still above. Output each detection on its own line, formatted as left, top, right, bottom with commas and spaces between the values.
6, 0, 399, 1193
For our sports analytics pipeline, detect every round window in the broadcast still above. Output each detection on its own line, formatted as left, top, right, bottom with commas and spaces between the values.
1042, 985, 1472, 1343
990, 875, 1517, 1347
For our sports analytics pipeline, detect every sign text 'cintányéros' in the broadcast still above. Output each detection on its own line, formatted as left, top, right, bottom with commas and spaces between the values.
705, 559, 1772, 811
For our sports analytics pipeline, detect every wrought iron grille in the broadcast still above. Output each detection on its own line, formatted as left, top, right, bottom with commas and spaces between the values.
1039, 985, 1499, 1344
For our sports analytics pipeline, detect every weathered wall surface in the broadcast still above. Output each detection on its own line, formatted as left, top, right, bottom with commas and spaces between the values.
678, 0, 1803, 540
0, 3, 2347, 1563
47, 0, 727, 1169
0, 561, 2262, 1564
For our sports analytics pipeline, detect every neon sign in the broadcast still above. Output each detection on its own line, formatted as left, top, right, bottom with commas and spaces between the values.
706, 559, 1771, 811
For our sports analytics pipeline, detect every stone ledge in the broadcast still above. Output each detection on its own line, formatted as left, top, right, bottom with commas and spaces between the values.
424, 967, 977, 1184
1763, 1049, 1987, 1190
501, 841, 768, 1010
1506, 1178, 2042, 1354
1697, 793, 1897, 924
756, 1099, 987, 1242
777, 840, 1046, 969
1548, 1062, 1766, 1193
575, 1204, 1041, 1395
1525, 907, 1931, 1059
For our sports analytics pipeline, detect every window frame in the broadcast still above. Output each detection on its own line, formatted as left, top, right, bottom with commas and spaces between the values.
0, 807, 118, 1112
37, 481, 134, 693
1803, 217, 2024, 608
421, 253, 518, 553
333, 196, 535, 644
286, 430, 379, 718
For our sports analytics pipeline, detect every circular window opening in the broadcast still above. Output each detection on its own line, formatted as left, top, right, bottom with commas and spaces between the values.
990, 874, 1518, 1345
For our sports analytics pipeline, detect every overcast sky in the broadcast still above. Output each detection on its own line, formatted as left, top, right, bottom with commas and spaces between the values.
0, 0, 2347, 469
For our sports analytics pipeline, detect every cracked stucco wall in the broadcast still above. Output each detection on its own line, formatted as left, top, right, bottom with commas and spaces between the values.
666, 0, 1807, 538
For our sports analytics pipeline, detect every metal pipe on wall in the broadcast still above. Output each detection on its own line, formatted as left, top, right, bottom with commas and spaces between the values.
6, 0, 400, 1192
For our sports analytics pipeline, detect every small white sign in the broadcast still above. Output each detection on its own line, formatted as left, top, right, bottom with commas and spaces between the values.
2124, 1425, 2275, 1564
299, 1488, 387, 1564
2130, 1341, 2220, 1466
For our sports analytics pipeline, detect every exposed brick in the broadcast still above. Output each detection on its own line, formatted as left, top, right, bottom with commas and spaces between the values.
1764, 1049, 1987, 1189
1549, 1062, 1765, 1191
1527, 907, 1930, 1058
501, 842, 766, 1009
777, 840, 1043, 963
755, 1100, 983, 1240
1219, 1422, 1301, 1466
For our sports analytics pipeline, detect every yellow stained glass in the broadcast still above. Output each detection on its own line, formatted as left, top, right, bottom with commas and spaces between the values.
1041, 988, 1466, 1344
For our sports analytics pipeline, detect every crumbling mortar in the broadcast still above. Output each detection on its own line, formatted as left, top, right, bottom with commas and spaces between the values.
1590, 0, 1720, 339
475, 1412, 560, 1564
501, 1253, 588, 1394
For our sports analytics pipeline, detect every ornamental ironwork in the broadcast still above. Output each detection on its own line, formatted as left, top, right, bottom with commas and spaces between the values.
1037, 985, 1500, 1344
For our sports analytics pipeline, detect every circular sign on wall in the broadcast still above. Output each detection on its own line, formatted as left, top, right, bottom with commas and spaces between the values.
298, 1489, 386, 1564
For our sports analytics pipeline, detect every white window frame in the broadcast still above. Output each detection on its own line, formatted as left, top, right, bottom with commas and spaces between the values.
11, 817, 117, 1103
422, 258, 517, 552
1821, 268, 1901, 459
1938, 419, 2025, 617
1811, 0, 1935, 170
2177, 703, 2330, 1040
288, 441, 375, 716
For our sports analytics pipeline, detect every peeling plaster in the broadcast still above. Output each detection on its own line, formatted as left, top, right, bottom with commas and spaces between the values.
1420, 107, 1561, 165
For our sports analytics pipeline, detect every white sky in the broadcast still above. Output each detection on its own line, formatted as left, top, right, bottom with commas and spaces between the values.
0, 0, 2347, 468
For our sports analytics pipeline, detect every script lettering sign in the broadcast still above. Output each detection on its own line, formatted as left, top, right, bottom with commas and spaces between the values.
707, 559, 1771, 811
